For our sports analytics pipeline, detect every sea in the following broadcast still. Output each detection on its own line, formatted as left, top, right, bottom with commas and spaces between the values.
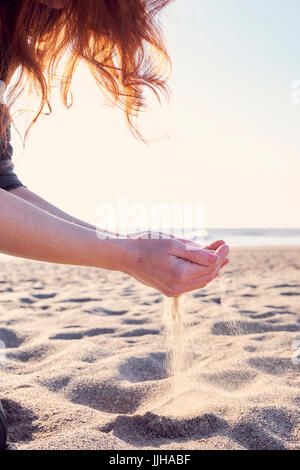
191, 228, 300, 247
0, 229, 299, 263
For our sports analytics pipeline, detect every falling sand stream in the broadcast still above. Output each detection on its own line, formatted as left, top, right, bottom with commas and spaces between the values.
163, 295, 196, 398
162, 278, 263, 417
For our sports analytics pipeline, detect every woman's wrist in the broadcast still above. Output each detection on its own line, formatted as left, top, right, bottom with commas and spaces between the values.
94, 237, 138, 274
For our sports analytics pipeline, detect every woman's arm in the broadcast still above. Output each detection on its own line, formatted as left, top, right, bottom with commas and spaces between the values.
10, 186, 98, 231
0, 187, 127, 270
0, 187, 229, 296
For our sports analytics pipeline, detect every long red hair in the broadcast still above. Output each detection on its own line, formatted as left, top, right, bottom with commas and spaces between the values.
0, 0, 172, 150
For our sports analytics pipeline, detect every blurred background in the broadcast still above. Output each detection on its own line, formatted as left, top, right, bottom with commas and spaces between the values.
9, 0, 300, 246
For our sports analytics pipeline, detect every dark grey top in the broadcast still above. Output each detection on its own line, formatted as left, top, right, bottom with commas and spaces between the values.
0, 36, 24, 191
0, 33, 24, 191
0, 118, 24, 191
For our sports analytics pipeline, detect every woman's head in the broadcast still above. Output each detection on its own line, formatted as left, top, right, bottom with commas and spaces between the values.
0, 0, 172, 147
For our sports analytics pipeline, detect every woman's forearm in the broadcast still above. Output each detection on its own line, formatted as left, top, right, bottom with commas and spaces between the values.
0, 188, 230, 298
0, 188, 129, 270
10, 186, 118, 237
10, 186, 97, 231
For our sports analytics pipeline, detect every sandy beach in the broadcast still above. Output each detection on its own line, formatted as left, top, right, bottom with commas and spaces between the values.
0, 247, 299, 450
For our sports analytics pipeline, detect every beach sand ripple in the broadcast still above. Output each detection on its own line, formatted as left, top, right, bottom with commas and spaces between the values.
0, 247, 299, 450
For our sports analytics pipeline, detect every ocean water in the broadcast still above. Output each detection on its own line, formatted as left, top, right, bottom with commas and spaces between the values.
191, 228, 300, 247
0, 229, 299, 264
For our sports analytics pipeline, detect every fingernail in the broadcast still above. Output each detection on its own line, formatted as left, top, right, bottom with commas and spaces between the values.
208, 253, 218, 264
222, 245, 230, 255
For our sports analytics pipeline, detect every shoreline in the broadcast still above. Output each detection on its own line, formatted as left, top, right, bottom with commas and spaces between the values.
1, 244, 300, 261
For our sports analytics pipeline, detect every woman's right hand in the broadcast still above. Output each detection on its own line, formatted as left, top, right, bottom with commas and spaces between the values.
121, 233, 230, 297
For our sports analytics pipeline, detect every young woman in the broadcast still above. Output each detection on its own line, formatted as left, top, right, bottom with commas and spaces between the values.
0, 0, 229, 449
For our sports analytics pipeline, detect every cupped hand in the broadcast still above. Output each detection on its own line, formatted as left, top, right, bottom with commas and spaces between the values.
122, 232, 230, 297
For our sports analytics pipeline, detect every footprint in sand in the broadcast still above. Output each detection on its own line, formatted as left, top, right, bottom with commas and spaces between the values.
119, 353, 167, 383
62, 325, 82, 329
19, 297, 36, 305
1, 399, 39, 443
83, 307, 128, 316
247, 310, 295, 319
49, 328, 115, 340
280, 292, 300, 296
32, 293, 57, 300
211, 321, 299, 336
119, 328, 160, 338
248, 357, 299, 376
100, 412, 228, 443
251, 335, 267, 341
6, 344, 54, 363
201, 370, 257, 391
203, 297, 221, 304
248, 312, 277, 319
0, 287, 13, 293
268, 284, 300, 289
0, 328, 25, 348
66, 381, 147, 414
264, 305, 289, 309
231, 422, 286, 450
38, 375, 72, 392
59, 297, 102, 303
122, 318, 149, 325
251, 408, 297, 440
193, 292, 208, 298
103, 308, 128, 316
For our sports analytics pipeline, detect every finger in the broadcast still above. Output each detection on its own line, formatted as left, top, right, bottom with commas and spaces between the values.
204, 240, 225, 251
220, 258, 230, 269
183, 257, 229, 288
215, 244, 230, 260
170, 244, 219, 267
180, 249, 229, 280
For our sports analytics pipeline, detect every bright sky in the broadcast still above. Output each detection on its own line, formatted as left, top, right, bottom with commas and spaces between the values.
10, 0, 300, 229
